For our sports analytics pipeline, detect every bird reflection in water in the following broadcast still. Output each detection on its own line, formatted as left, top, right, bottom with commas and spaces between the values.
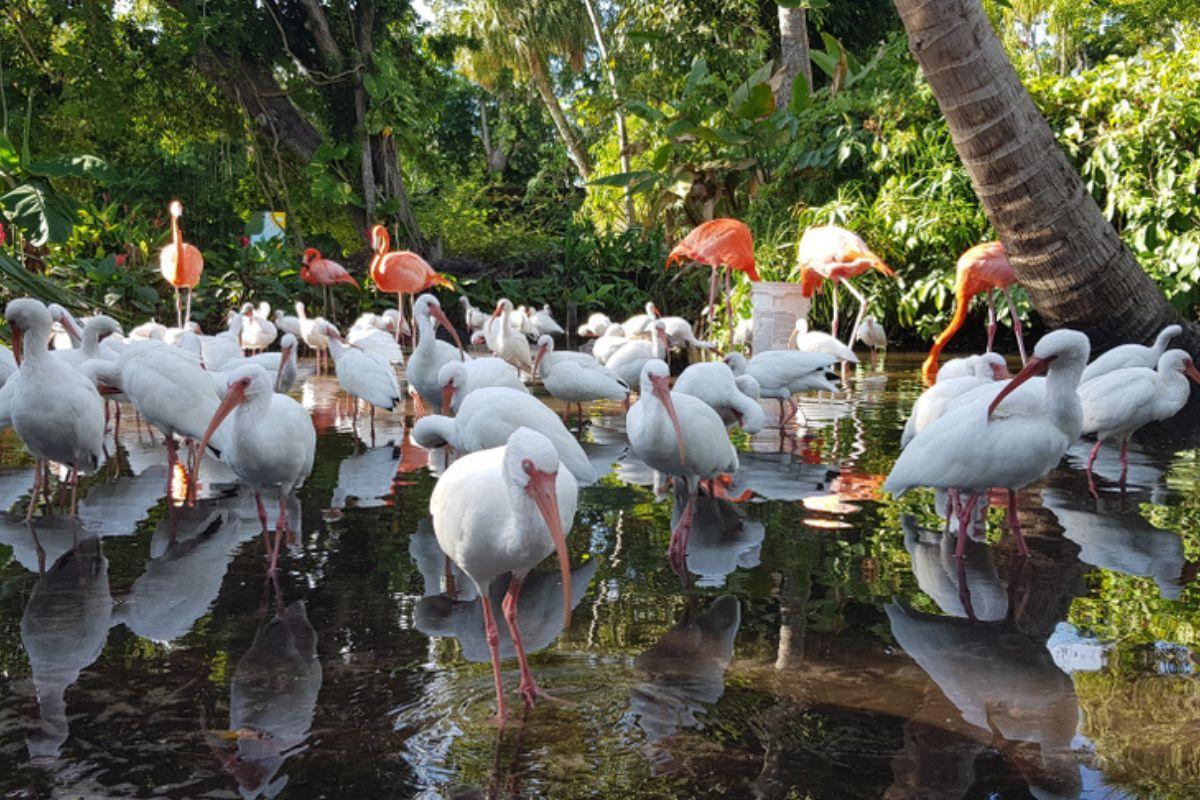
210, 576, 322, 800
902, 514, 1008, 622
631, 595, 740, 773
669, 483, 763, 587
20, 532, 113, 762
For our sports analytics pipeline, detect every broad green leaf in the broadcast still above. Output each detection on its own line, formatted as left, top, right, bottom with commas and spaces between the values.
736, 84, 775, 120
0, 133, 18, 176
819, 32, 843, 60
0, 250, 91, 314
627, 101, 666, 122
1, 180, 79, 245
683, 59, 709, 97
707, 127, 753, 145
789, 75, 812, 114
664, 118, 698, 139
590, 170, 659, 188
651, 143, 675, 170
810, 49, 838, 78
25, 154, 115, 183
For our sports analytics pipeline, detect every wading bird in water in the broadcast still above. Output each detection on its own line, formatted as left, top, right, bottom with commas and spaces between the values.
369, 225, 452, 340
301, 248, 357, 322
796, 224, 894, 347
667, 219, 759, 340
922, 241, 1026, 384
158, 201, 204, 328
430, 427, 577, 725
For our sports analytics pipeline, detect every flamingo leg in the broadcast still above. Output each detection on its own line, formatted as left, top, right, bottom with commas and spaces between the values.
1086, 439, 1103, 498
479, 589, 509, 726
1007, 489, 1029, 557
24, 460, 43, 523
1001, 287, 1027, 365
668, 482, 698, 574
724, 268, 734, 348
395, 293, 404, 343
174, 287, 182, 329
830, 282, 840, 340
184, 288, 193, 328
704, 265, 719, 340
501, 573, 547, 708
841, 279, 869, 349
985, 289, 997, 353
954, 490, 982, 559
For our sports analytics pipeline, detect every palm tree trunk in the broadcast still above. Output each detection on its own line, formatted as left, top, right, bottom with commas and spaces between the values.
775, 5, 812, 108
892, 0, 1198, 354
525, 49, 593, 181
582, 0, 633, 225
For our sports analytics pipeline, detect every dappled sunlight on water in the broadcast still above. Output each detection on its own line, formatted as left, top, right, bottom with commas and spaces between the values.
1, 352, 1199, 798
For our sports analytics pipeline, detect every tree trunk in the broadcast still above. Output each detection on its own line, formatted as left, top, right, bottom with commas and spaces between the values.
775, 5, 812, 108
479, 98, 508, 175
525, 49, 593, 181
582, 0, 633, 226
892, 0, 1198, 354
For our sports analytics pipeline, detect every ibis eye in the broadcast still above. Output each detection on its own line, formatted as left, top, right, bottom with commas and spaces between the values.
521, 458, 535, 476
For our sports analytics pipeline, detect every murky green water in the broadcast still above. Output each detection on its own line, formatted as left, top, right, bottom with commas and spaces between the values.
1, 352, 1198, 799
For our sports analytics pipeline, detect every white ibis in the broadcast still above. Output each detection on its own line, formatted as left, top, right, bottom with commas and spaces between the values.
627, 359, 738, 572
936, 355, 986, 382
902, 353, 1008, 446
607, 320, 669, 389
129, 320, 168, 341
0, 343, 16, 388
239, 302, 277, 353
622, 301, 660, 338
273, 309, 303, 340
591, 324, 629, 365
531, 304, 564, 336
321, 321, 401, 437
792, 328, 859, 364
438, 356, 525, 414
659, 316, 715, 352
198, 313, 244, 372
5, 299, 105, 520
1080, 323, 1181, 383
884, 329, 1090, 559
531, 336, 628, 424
412, 386, 596, 483
212, 333, 299, 395
54, 315, 121, 370
347, 314, 404, 365
459, 295, 489, 331
857, 315, 888, 366
486, 298, 533, 372
724, 350, 838, 429
577, 312, 611, 338
429, 427, 577, 723
193, 364, 315, 572
674, 360, 765, 434
1078, 349, 1200, 488
408, 294, 466, 414
295, 303, 333, 374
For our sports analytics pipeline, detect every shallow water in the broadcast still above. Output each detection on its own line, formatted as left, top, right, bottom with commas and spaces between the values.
1, 352, 1198, 799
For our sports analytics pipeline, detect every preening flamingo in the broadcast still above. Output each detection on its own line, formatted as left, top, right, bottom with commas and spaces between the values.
5, 299, 105, 521
429, 427, 577, 724
369, 225, 452, 339
302, 248, 357, 322
1079, 323, 1181, 384
193, 364, 316, 573
1079, 349, 1200, 490
922, 241, 1027, 383
666, 218, 759, 338
885, 329, 1090, 560
158, 201, 204, 328
796, 224, 894, 347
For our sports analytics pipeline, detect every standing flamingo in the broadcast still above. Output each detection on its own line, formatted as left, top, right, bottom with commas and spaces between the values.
922, 241, 1027, 383
368, 225, 453, 340
301, 248, 357, 322
667, 219, 760, 339
796, 224, 894, 347
158, 201, 204, 328
429, 427, 577, 724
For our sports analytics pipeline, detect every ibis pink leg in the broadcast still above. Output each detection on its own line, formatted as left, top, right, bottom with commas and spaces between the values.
501, 573, 547, 708
956, 558, 978, 622
1119, 437, 1130, 485
68, 459, 79, 519
165, 436, 179, 495
25, 460, 43, 523
479, 590, 509, 726
1007, 489, 1029, 557
954, 490, 982, 559
1086, 439, 1103, 498
668, 487, 698, 574
268, 496, 288, 574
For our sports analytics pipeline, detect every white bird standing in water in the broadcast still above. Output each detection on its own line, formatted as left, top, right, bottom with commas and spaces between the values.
194, 365, 315, 572
430, 427, 577, 724
674, 361, 765, 434
322, 321, 401, 438
606, 321, 670, 390
885, 330, 1090, 560
627, 360, 738, 572
1080, 323, 1181, 384
1078, 349, 1200, 489
438, 357, 525, 415
486, 298, 533, 372
856, 315, 887, 367
5, 300, 105, 520
531, 335, 628, 424
902, 353, 1008, 446
407, 294, 466, 414
724, 351, 838, 429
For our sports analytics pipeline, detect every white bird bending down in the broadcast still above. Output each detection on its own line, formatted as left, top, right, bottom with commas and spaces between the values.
627, 360, 739, 572
1079, 348, 1200, 489
531, 336, 627, 425
884, 329, 1090, 559
239, 303, 277, 353
5, 300, 105, 520
412, 387, 596, 484
606, 321, 670, 391
791, 328, 858, 364
54, 315, 121, 369
658, 316, 715, 352
622, 301, 660, 338
591, 324, 629, 365
193, 364, 315, 572
577, 312, 611, 338
674, 361, 765, 434
531, 304, 564, 336
936, 355, 985, 382
724, 351, 838, 430
429, 427, 577, 723
902, 353, 1008, 446
408, 294, 466, 414
459, 296, 489, 331
1080, 323, 1181, 384
322, 322, 401, 439
438, 357, 525, 415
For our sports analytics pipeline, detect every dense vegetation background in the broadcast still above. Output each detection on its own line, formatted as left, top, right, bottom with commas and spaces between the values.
0, 0, 1198, 342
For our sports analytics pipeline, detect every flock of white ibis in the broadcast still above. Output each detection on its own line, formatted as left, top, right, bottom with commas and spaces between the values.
2, 220, 1198, 728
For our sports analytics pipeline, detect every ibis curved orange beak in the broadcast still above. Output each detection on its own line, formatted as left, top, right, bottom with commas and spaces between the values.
429, 304, 465, 360
650, 372, 686, 465
525, 469, 573, 629
1185, 358, 1200, 385
441, 381, 456, 416
11, 327, 22, 366
531, 343, 549, 381
990, 361, 1011, 381
275, 343, 295, 392
193, 382, 247, 476
987, 355, 1053, 419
